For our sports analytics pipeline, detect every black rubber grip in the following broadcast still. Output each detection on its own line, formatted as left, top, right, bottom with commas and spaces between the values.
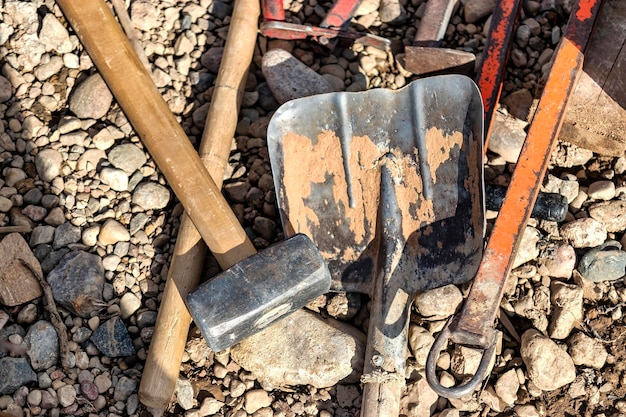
485, 184, 568, 222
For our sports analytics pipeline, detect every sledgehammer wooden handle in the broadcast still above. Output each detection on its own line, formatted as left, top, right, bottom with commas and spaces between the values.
138, 0, 260, 410
56, 0, 256, 264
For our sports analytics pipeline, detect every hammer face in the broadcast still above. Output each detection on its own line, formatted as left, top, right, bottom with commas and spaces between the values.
187, 234, 331, 352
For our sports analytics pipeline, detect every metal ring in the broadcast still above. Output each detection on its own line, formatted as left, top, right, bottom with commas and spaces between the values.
425, 318, 496, 399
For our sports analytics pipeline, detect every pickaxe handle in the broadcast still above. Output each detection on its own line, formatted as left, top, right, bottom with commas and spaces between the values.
54, 0, 259, 409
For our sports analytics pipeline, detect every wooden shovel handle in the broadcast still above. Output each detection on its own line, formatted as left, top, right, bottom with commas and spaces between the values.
56, 0, 256, 267
138, 0, 260, 410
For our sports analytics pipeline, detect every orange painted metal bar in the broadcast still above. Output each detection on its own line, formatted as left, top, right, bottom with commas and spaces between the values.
476, 0, 522, 148
451, 0, 604, 347
426, 0, 604, 399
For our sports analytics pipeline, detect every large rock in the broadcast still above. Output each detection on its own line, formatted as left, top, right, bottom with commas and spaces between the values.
487, 111, 527, 163
69, 74, 113, 119
262, 49, 333, 104
24, 320, 59, 371
0, 233, 43, 306
589, 200, 626, 233
414, 284, 463, 318
521, 329, 576, 391
0, 357, 37, 395
47, 251, 105, 318
578, 240, 626, 282
230, 309, 365, 389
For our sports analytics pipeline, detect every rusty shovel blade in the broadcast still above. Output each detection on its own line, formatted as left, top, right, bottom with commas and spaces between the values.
267, 75, 485, 416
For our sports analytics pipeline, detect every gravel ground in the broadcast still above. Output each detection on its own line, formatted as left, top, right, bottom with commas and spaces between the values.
1, 0, 626, 416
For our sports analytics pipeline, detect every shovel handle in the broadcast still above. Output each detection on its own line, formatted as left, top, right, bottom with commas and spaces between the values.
138, 0, 261, 409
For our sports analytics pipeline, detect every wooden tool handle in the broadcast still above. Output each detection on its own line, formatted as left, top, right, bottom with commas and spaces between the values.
56, 0, 256, 267
138, 0, 260, 410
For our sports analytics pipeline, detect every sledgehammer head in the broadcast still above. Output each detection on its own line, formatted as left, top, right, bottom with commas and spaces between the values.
187, 234, 330, 352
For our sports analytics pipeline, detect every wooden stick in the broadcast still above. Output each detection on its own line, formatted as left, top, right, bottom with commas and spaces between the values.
110, 0, 152, 72
21, 260, 71, 370
138, 0, 260, 410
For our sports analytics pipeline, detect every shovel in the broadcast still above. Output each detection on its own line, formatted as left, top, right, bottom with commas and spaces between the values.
267, 75, 485, 416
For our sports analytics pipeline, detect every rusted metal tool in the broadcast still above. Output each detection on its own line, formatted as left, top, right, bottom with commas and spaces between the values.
426, 0, 605, 398
404, 0, 475, 76
268, 75, 485, 416
475, 0, 523, 144
260, 0, 390, 49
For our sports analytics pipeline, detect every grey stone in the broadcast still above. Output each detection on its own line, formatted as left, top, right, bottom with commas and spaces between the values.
113, 376, 137, 401
47, 251, 105, 317
0, 75, 13, 103
262, 49, 333, 104
0, 357, 36, 395
91, 317, 135, 357
208, 1, 232, 19
108, 144, 147, 174
69, 74, 113, 119
53, 222, 81, 249
35, 148, 63, 183
30, 225, 55, 246
543, 174, 579, 203
231, 309, 366, 389
132, 182, 171, 210
578, 240, 626, 282
521, 329, 576, 391
24, 321, 58, 371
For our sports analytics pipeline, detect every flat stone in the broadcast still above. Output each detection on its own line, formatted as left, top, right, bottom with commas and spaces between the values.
521, 329, 576, 391
132, 182, 170, 210
230, 309, 365, 389
69, 74, 113, 120
549, 281, 583, 339
577, 240, 626, 282
91, 316, 135, 357
175, 378, 195, 410
77, 148, 107, 171
113, 376, 137, 401
488, 111, 527, 163
24, 320, 58, 370
414, 284, 463, 318
119, 292, 141, 319
0, 233, 43, 306
560, 218, 607, 248
567, 332, 608, 369
47, 251, 104, 318
262, 49, 333, 104
34, 56, 64, 81
0, 357, 36, 395
589, 200, 626, 233
108, 144, 147, 174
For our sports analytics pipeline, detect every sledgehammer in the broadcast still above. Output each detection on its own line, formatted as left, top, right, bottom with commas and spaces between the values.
56, 0, 330, 403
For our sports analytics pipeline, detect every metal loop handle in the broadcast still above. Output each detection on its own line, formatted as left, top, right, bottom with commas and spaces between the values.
425, 318, 497, 399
